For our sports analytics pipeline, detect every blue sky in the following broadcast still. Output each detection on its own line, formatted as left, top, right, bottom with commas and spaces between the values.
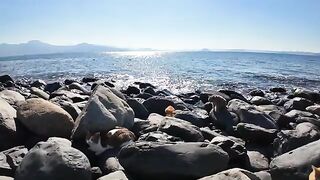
0, 0, 319, 52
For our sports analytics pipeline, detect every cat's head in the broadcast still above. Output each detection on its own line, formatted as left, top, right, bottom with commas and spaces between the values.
165, 105, 175, 117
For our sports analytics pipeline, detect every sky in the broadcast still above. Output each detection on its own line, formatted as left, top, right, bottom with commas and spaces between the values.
0, 0, 320, 52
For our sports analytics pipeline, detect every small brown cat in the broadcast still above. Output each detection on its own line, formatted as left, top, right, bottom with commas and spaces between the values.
309, 165, 320, 180
86, 127, 136, 155
165, 105, 175, 117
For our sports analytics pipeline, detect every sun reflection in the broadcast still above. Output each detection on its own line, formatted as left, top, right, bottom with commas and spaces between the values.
103, 51, 167, 58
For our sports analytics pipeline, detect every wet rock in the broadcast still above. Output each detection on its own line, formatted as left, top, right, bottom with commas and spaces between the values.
250, 96, 272, 105
218, 89, 248, 102
125, 86, 140, 95
50, 90, 89, 103
17, 98, 75, 138
44, 82, 62, 93
68, 82, 91, 94
72, 85, 134, 139
58, 101, 82, 120
30, 79, 46, 88
174, 110, 207, 127
236, 123, 277, 144
200, 127, 224, 141
64, 79, 77, 85
143, 87, 156, 95
198, 168, 260, 180
249, 89, 265, 97
285, 109, 320, 126
0, 75, 13, 84
97, 171, 128, 180
254, 171, 272, 180
0, 146, 28, 176
142, 96, 175, 116
137, 82, 156, 89
283, 97, 314, 111
200, 91, 230, 104
127, 98, 149, 120
228, 99, 253, 112
138, 131, 182, 142
293, 88, 320, 103
15, 137, 91, 180
235, 107, 277, 129
273, 122, 320, 156
119, 141, 229, 180
0, 90, 25, 105
270, 87, 286, 93
30, 87, 50, 100
82, 77, 98, 83
269, 139, 320, 180
158, 117, 204, 142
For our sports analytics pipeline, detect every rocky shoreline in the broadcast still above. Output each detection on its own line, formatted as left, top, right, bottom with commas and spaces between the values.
1, 74, 320, 180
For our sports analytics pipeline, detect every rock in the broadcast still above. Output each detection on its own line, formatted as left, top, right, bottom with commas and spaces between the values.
144, 87, 156, 95
138, 131, 182, 142
249, 89, 265, 97
200, 127, 224, 141
285, 109, 320, 126
0, 75, 13, 84
137, 82, 156, 89
64, 79, 77, 85
119, 141, 229, 180
210, 136, 247, 166
218, 89, 248, 102
17, 98, 75, 138
142, 96, 175, 116
293, 88, 320, 103
228, 99, 253, 113
44, 82, 62, 93
97, 171, 128, 180
31, 79, 46, 88
135, 92, 153, 99
306, 105, 320, 116
210, 108, 238, 134
273, 122, 320, 156
158, 117, 204, 142
131, 118, 158, 137
91, 167, 103, 180
198, 168, 260, 180
0, 90, 25, 105
82, 77, 98, 83
236, 108, 277, 130
68, 82, 91, 94
254, 171, 272, 180
250, 96, 272, 105
0, 98, 21, 150
98, 156, 124, 174
127, 98, 149, 120
58, 101, 82, 120
72, 85, 134, 139
50, 90, 89, 103
15, 137, 91, 180
30, 87, 50, 100
0, 146, 28, 176
0, 176, 13, 180
270, 87, 286, 93
246, 150, 269, 172
125, 86, 140, 95
236, 123, 277, 144
269, 139, 320, 180
200, 91, 230, 104
283, 97, 314, 111
174, 110, 207, 127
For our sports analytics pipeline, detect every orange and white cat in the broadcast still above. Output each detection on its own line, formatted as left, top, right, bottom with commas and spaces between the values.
165, 105, 175, 117
309, 165, 320, 180
86, 127, 136, 155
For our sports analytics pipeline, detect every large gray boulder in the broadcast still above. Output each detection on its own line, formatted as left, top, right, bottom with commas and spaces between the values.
72, 85, 134, 139
0, 146, 28, 177
283, 97, 314, 111
158, 117, 204, 142
15, 137, 91, 180
198, 168, 260, 180
119, 141, 229, 180
17, 98, 74, 138
270, 139, 320, 180
236, 123, 277, 144
273, 122, 320, 156
0, 90, 25, 105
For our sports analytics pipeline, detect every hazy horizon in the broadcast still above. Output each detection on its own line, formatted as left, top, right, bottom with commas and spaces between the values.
1, 0, 320, 52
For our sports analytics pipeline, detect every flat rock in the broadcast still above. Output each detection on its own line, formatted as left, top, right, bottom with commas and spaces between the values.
119, 141, 229, 180
236, 123, 277, 144
246, 150, 269, 172
306, 105, 320, 116
15, 137, 91, 180
97, 171, 128, 180
198, 168, 260, 180
0, 90, 25, 105
17, 98, 74, 138
158, 117, 204, 142
250, 96, 272, 105
0, 146, 28, 176
270, 139, 320, 180
284, 97, 314, 111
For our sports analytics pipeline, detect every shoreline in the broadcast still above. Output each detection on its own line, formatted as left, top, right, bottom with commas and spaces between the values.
0, 73, 320, 179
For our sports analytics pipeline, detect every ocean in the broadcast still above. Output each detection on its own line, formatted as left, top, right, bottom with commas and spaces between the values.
0, 51, 319, 94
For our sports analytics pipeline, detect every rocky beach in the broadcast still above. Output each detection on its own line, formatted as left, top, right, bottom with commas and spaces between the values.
0, 74, 320, 180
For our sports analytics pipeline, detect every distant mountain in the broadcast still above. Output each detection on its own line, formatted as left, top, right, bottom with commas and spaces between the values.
0, 40, 128, 57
